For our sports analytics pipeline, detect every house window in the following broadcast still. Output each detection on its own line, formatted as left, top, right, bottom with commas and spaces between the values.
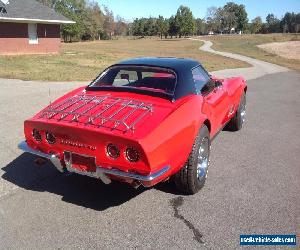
28, 23, 38, 44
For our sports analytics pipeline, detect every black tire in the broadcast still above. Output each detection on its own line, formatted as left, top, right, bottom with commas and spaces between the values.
226, 92, 246, 131
174, 125, 210, 195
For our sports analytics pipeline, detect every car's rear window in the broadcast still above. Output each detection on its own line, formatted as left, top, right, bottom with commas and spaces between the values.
89, 66, 177, 95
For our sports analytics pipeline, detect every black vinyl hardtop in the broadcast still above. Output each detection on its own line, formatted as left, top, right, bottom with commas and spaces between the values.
89, 57, 210, 101
117, 57, 200, 72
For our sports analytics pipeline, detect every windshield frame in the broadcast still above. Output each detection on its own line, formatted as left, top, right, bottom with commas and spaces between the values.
86, 64, 178, 100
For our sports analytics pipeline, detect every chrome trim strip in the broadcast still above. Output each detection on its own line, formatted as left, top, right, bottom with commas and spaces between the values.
18, 141, 170, 184
97, 165, 170, 182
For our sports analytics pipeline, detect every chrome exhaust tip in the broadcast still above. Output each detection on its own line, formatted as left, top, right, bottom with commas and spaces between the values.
131, 180, 142, 189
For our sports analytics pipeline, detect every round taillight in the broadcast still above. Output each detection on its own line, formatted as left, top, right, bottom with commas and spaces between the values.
125, 147, 139, 162
46, 132, 56, 144
106, 144, 120, 159
32, 129, 42, 142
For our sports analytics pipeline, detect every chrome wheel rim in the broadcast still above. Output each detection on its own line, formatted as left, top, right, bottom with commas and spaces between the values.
197, 137, 209, 180
240, 98, 246, 123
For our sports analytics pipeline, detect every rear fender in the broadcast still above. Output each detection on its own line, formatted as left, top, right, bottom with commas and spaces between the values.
139, 96, 208, 176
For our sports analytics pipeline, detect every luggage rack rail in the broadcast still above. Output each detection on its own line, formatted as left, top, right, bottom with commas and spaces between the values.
40, 94, 153, 132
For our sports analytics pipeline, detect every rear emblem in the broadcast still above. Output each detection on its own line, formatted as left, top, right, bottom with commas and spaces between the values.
60, 139, 96, 151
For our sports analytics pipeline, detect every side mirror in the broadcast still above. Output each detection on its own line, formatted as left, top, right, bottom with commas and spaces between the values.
201, 80, 215, 95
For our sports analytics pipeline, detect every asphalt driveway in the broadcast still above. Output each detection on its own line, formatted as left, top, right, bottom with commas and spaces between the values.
0, 70, 299, 249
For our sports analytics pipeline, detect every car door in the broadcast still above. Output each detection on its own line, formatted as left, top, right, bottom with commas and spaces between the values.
192, 66, 230, 135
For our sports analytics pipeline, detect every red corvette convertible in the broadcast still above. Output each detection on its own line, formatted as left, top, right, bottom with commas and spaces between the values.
18, 57, 247, 194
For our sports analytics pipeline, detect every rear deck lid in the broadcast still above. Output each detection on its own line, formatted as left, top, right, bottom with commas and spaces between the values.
35, 91, 175, 139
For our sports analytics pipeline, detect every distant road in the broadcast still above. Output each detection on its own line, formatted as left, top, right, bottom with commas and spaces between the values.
190, 38, 289, 80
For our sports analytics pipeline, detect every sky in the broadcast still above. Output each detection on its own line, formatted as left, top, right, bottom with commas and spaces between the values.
97, 0, 300, 22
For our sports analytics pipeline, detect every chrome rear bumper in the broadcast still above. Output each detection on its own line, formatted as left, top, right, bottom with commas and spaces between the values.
18, 141, 64, 172
18, 141, 169, 187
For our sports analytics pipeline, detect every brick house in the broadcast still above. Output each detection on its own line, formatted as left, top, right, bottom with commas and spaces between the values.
0, 0, 75, 54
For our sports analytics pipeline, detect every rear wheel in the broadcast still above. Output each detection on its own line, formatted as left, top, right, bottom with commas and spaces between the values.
226, 92, 246, 131
174, 125, 210, 195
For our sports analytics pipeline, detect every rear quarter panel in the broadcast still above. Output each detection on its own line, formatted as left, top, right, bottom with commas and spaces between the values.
139, 95, 207, 175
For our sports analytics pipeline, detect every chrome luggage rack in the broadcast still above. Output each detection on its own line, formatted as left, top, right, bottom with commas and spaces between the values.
40, 94, 153, 132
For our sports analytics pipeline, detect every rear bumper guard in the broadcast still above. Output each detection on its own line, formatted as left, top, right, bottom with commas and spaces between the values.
18, 141, 169, 187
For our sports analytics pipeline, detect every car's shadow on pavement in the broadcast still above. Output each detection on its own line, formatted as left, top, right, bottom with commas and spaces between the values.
1, 153, 145, 211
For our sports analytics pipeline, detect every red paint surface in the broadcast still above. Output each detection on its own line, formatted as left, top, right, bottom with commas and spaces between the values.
22, 76, 247, 186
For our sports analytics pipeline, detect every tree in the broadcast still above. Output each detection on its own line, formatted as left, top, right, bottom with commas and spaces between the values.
195, 18, 206, 35
163, 18, 169, 38
144, 17, 157, 36
235, 4, 248, 32
205, 2, 248, 34
206, 6, 221, 33
157, 15, 168, 38
220, 4, 235, 32
156, 15, 164, 38
90, 2, 104, 40
54, 0, 86, 42
251, 16, 262, 34
115, 15, 128, 36
81, 5, 98, 40
266, 14, 276, 26
132, 18, 145, 36
266, 14, 281, 33
281, 12, 299, 33
126, 22, 133, 36
38, 0, 106, 41
175, 5, 195, 37
38, 0, 131, 41
222, 2, 248, 32
103, 6, 115, 38
168, 15, 180, 38
296, 13, 300, 33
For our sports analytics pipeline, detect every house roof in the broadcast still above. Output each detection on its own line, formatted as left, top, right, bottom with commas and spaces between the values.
0, 0, 75, 24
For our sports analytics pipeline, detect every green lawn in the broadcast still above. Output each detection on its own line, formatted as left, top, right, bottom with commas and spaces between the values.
0, 38, 249, 81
